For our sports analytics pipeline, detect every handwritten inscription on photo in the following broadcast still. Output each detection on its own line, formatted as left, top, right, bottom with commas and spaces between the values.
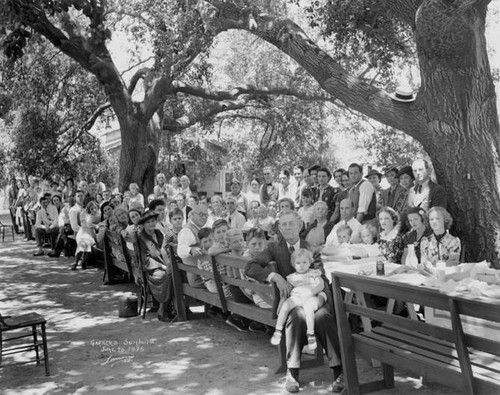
89, 338, 157, 365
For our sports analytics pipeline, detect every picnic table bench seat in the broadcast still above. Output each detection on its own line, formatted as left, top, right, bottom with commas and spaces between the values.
332, 271, 500, 395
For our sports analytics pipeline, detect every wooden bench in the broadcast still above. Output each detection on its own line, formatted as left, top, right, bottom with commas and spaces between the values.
169, 247, 324, 373
331, 272, 500, 395
103, 230, 133, 285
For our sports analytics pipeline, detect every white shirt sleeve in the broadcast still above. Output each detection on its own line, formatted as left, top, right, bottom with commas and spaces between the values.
230, 212, 247, 230
35, 210, 45, 229
47, 205, 59, 229
325, 222, 341, 246
357, 181, 375, 214
177, 227, 197, 259
69, 207, 81, 233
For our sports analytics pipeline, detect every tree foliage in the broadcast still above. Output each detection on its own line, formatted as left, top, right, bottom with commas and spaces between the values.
356, 125, 426, 168
1, 38, 115, 182
295, 0, 415, 78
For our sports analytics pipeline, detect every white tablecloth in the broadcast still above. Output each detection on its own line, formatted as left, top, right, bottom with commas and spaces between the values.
325, 259, 500, 340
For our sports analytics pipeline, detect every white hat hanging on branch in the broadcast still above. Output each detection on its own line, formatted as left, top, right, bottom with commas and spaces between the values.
390, 86, 416, 103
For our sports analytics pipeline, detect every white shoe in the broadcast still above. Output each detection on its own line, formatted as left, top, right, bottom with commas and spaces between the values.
270, 330, 282, 345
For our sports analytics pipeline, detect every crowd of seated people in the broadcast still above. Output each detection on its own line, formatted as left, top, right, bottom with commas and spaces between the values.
5, 157, 461, 393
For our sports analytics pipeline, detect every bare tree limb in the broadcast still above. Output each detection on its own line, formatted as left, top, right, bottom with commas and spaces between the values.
357, 65, 373, 80
143, 75, 174, 120
162, 97, 253, 133
120, 56, 156, 77
81, 102, 113, 133
50, 101, 112, 164
128, 67, 151, 95
219, 114, 273, 124
172, 81, 335, 102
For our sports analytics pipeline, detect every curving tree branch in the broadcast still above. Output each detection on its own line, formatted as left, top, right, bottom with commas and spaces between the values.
120, 57, 156, 77
50, 101, 110, 165
162, 96, 255, 133
197, 0, 427, 137
172, 81, 335, 102
128, 67, 151, 95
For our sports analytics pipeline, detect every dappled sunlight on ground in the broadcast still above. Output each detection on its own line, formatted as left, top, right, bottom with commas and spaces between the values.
1, 237, 460, 394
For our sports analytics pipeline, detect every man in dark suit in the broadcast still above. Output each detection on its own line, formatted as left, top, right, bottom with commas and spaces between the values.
246, 211, 344, 393
407, 159, 447, 211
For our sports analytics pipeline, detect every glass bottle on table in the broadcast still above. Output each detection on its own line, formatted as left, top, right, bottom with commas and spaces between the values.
435, 260, 446, 281
405, 243, 419, 269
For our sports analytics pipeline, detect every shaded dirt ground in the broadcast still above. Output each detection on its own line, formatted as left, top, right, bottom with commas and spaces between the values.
1, 212, 458, 394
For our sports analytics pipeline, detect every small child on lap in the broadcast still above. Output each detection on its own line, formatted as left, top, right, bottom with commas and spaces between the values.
270, 248, 325, 350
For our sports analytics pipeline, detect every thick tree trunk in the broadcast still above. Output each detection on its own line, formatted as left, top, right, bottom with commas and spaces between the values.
413, 1, 500, 266
116, 106, 159, 197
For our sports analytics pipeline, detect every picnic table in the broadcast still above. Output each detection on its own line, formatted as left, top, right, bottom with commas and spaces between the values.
326, 258, 500, 394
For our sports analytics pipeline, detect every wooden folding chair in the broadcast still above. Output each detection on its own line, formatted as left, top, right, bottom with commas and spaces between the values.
0, 313, 50, 376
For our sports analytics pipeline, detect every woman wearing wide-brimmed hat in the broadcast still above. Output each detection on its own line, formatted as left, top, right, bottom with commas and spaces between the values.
137, 210, 175, 321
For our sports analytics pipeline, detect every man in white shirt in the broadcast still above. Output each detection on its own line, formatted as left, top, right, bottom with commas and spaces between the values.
33, 196, 59, 256
174, 193, 190, 224
348, 163, 377, 223
293, 166, 308, 208
69, 190, 85, 235
225, 179, 248, 216
325, 199, 362, 245
154, 173, 175, 199
179, 175, 193, 198
177, 204, 208, 288
226, 196, 246, 230
278, 170, 297, 201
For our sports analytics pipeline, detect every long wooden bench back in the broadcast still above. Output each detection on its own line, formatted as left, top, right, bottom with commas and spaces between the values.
168, 244, 228, 320
168, 246, 280, 324
212, 254, 279, 317
123, 237, 143, 287
331, 272, 500, 395
103, 230, 133, 285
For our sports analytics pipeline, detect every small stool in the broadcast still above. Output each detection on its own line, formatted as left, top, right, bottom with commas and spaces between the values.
0, 313, 50, 376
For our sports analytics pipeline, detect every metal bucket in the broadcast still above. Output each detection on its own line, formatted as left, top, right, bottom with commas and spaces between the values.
118, 295, 139, 317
